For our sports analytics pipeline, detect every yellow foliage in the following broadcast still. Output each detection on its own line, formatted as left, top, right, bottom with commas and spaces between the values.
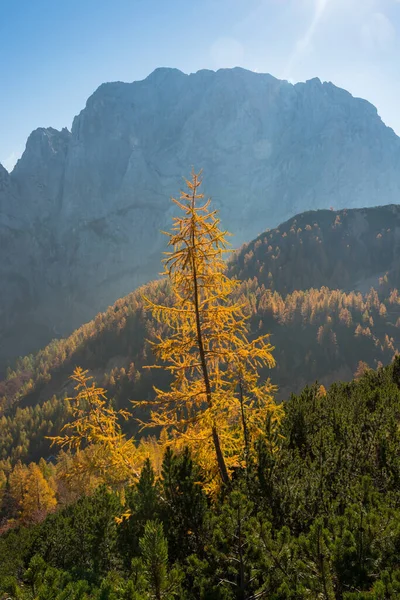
51, 367, 140, 485
55, 447, 109, 503
134, 170, 282, 490
21, 463, 57, 523
8, 460, 29, 509
8, 460, 57, 523
49, 170, 282, 496
354, 361, 370, 380
51, 369, 171, 488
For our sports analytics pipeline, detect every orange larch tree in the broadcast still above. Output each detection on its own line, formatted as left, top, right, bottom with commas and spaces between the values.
134, 170, 281, 488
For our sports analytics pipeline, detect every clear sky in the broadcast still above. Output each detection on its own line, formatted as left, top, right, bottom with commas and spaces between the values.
1, 0, 400, 172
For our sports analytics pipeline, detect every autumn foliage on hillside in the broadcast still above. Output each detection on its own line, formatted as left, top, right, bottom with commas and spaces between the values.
3, 176, 400, 597
3, 357, 400, 597
231, 204, 400, 295
0, 181, 400, 506
3, 203, 400, 426
1, 280, 399, 464
47, 172, 281, 493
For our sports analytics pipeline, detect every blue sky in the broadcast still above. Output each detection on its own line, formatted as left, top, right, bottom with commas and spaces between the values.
1, 0, 400, 171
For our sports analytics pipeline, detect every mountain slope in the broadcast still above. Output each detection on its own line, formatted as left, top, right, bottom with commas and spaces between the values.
3, 205, 400, 464
3, 358, 400, 598
2, 67, 400, 370
231, 203, 400, 294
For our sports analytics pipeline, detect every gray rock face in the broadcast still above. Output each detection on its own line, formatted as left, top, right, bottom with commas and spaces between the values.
1, 66, 400, 371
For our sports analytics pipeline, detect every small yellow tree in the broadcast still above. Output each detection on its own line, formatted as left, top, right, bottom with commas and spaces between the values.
21, 463, 57, 523
55, 448, 103, 505
8, 460, 29, 513
51, 368, 167, 487
134, 170, 281, 487
51, 367, 140, 486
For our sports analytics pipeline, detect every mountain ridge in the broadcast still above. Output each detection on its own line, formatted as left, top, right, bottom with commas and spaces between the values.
4, 67, 395, 179
1, 67, 400, 372
3, 203, 400, 463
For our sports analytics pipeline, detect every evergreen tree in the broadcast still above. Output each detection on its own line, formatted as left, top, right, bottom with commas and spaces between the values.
139, 520, 182, 600
160, 447, 208, 562
118, 458, 161, 569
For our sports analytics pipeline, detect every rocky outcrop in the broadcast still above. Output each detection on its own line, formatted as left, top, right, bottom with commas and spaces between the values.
1, 67, 400, 371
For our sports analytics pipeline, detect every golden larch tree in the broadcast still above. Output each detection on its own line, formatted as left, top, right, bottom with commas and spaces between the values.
51, 367, 140, 486
21, 463, 57, 523
51, 368, 168, 488
8, 460, 29, 513
134, 170, 281, 487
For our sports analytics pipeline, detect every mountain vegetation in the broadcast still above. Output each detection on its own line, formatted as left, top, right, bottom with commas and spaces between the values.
2, 173, 400, 598
2, 357, 400, 598
231, 204, 400, 295
2, 205, 400, 467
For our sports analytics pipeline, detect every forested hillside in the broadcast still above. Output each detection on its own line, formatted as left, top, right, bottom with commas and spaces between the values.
231, 204, 400, 294
4, 0, 400, 593
2, 205, 400, 466
3, 180, 400, 598
2, 359, 400, 598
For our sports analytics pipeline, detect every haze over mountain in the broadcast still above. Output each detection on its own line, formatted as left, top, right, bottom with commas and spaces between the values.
1, 66, 400, 371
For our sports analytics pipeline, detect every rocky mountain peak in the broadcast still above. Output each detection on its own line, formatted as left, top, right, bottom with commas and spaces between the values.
13, 127, 71, 174
0, 162, 9, 184
144, 66, 187, 82
1, 67, 400, 371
